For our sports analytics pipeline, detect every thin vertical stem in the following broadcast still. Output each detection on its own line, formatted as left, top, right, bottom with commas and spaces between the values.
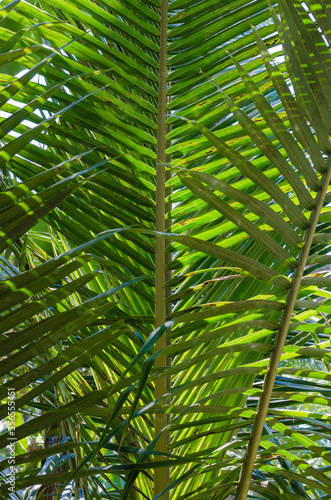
154, 0, 169, 496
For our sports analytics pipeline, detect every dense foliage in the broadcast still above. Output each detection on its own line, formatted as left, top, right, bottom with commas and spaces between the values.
1, 0, 331, 499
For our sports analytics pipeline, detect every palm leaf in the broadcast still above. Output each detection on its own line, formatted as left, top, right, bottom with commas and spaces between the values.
0, 0, 331, 499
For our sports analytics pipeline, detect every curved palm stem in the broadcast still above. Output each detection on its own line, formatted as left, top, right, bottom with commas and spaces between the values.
235, 158, 331, 499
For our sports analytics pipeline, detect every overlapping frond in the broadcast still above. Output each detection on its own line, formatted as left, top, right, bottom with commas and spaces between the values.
1, 0, 331, 499
155, 1, 331, 498
0, 0, 162, 497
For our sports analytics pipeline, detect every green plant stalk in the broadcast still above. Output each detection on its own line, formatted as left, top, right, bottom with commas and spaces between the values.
235, 158, 331, 500
155, 0, 169, 497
